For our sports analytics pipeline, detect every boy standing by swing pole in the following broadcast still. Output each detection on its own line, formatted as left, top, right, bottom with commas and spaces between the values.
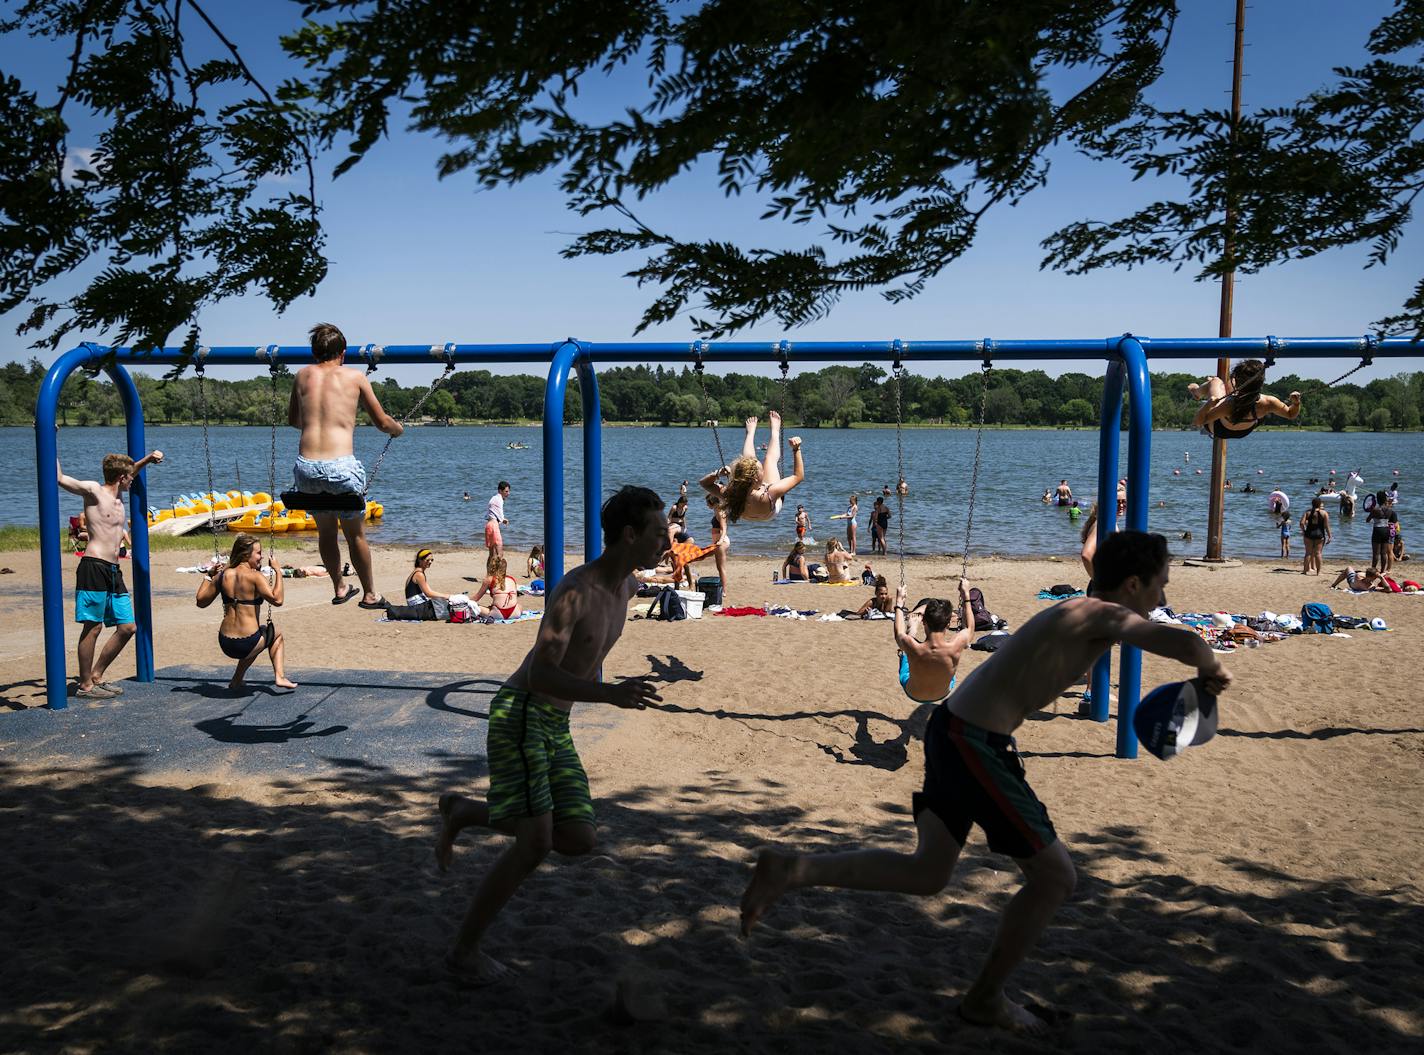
288, 323, 403, 608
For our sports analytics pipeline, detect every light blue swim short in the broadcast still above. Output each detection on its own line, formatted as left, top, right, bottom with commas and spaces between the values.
293, 455, 368, 519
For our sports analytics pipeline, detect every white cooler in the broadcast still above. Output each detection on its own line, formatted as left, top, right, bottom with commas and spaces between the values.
676, 590, 705, 618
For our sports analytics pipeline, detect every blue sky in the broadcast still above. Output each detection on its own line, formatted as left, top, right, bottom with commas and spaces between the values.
2, 0, 1421, 384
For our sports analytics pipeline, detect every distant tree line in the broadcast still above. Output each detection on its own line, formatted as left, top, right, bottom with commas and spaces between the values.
2, 358, 1421, 432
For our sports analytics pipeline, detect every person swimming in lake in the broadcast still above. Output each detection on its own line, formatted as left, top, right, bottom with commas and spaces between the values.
1189, 359, 1301, 439
700, 412, 804, 523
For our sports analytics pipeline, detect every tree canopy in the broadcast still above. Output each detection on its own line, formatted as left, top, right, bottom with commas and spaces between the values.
2, 1, 1421, 353
6, 357, 1421, 433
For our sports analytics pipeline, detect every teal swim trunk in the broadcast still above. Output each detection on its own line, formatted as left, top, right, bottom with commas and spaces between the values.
75, 556, 134, 626
487, 686, 594, 826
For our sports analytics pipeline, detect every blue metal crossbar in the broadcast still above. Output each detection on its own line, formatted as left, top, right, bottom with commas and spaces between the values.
34, 335, 1418, 758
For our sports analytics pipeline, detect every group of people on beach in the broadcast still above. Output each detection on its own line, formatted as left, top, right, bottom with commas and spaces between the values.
63, 341, 1317, 1035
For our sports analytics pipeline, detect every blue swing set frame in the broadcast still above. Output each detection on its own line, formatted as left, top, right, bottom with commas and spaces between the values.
32, 333, 1413, 757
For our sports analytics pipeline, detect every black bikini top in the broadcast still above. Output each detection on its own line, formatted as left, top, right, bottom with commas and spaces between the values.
219, 569, 264, 607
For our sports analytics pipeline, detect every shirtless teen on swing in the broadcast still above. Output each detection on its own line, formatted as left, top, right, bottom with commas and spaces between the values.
288, 322, 403, 608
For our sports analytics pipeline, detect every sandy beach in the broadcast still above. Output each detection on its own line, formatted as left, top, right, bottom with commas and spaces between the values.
2, 541, 1421, 1053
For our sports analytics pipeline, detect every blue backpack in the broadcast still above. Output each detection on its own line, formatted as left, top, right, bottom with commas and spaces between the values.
1301, 602, 1335, 634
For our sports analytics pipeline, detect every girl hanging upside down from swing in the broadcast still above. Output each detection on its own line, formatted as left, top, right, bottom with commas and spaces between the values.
1188, 359, 1302, 440
700, 411, 805, 523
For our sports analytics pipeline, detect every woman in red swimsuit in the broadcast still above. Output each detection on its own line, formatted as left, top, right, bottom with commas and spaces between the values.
472, 554, 521, 620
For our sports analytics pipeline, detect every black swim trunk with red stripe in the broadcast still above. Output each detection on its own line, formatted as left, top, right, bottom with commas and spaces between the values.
913, 705, 1058, 859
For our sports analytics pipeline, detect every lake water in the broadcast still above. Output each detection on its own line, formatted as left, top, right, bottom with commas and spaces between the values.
6, 424, 1418, 561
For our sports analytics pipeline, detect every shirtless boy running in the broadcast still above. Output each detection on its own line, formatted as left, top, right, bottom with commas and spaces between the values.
435, 485, 669, 983
288, 323, 403, 607
741, 531, 1232, 1034
894, 579, 975, 704
58, 448, 164, 697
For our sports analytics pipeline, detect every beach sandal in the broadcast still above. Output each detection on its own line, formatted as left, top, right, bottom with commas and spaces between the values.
332, 585, 359, 605
97, 681, 125, 695
357, 596, 389, 610
75, 684, 118, 699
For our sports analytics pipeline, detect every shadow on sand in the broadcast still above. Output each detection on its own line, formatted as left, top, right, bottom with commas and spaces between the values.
3, 752, 1420, 1053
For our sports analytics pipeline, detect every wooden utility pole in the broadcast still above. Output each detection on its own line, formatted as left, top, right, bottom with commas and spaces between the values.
1205, 0, 1247, 561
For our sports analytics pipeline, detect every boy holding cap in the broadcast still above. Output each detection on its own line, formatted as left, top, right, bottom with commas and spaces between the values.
741, 530, 1231, 1035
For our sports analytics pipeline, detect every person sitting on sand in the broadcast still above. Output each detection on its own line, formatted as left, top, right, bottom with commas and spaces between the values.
699, 412, 804, 523
385, 548, 452, 621
433, 486, 667, 984
527, 544, 546, 581
894, 579, 975, 704
58, 448, 164, 698
1329, 566, 1390, 593
288, 322, 403, 608
195, 533, 297, 693
1189, 359, 1301, 440
823, 538, 854, 583
740, 531, 1232, 1036
855, 575, 894, 617
781, 540, 812, 582
471, 554, 521, 621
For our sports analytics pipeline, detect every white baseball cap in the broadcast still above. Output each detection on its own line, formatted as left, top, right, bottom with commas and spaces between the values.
1370, 617, 1388, 631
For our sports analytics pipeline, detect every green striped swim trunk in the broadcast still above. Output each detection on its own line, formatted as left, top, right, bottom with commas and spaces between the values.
487, 686, 594, 826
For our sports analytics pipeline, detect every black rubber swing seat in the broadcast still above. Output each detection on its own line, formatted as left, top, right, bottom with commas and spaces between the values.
280, 490, 366, 512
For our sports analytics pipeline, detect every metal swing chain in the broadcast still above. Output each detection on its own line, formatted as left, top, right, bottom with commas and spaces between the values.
266, 361, 281, 623
194, 363, 220, 559
364, 360, 457, 493
892, 362, 907, 589
776, 357, 790, 457
694, 359, 728, 473
961, 362, 992, 581
1323, 358, 1373, 389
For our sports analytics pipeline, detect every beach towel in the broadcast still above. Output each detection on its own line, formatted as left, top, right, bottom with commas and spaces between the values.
669, 540, 718, 578
716, 606, 767, 617
1037, 588, 1084, 600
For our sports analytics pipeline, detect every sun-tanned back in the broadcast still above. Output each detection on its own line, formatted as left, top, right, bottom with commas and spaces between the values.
292, 364, 367, 459
505, 563, 638, 708
948, 599, 1118, 734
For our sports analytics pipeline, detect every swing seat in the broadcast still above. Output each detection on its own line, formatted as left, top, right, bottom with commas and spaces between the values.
280, 490, 366, 513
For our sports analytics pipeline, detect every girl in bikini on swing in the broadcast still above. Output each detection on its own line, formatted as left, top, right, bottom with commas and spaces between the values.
1188, 359, 1302, 439
699, 411, 805, 523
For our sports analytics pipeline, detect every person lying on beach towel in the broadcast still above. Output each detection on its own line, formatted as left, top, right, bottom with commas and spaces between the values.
1189, 359, 1301, 440
1329, 566, 1391, 593
894, 580, 976, 704
700, 412, 804, 523
740, 531, 1232, 1036
854, 575, 894, 618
